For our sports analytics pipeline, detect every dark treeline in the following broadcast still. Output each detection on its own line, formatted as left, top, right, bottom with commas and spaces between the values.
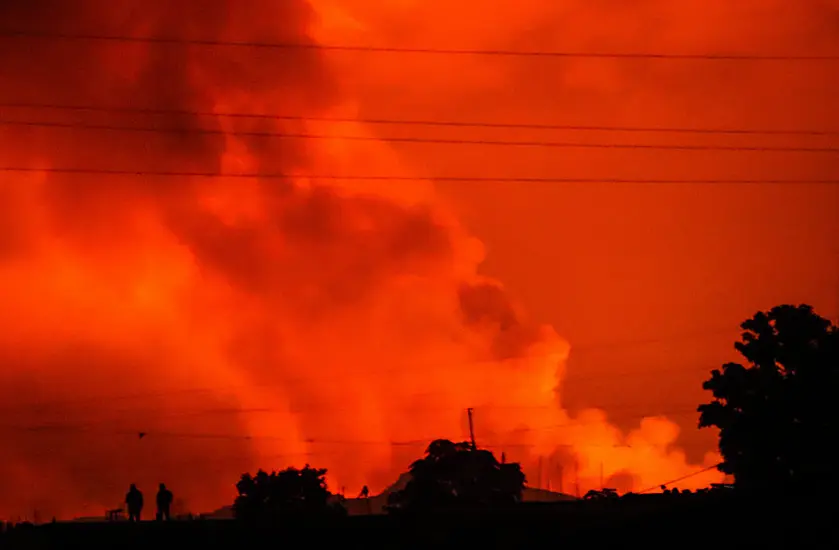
1, 492, 835, 549
234, 303, 839, 518
1, 303, 837, 548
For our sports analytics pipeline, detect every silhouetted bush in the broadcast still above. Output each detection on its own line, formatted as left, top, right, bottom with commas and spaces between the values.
388, 439, 525, 513
233, 465, 345, 522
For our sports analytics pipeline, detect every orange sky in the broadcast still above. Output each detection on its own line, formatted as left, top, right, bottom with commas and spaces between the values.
0, 0, 837, 519
313, 0, 839, 464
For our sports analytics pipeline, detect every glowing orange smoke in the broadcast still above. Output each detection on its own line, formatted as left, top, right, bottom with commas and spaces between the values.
0, 0, 738, 519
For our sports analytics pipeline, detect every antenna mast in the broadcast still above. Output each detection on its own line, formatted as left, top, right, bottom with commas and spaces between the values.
467, 407, 477, 450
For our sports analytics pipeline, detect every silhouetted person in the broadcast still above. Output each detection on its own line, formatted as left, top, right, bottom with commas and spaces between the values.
358, 485, 369, 499
156, 483, 173, 521
126, 484, 144, 522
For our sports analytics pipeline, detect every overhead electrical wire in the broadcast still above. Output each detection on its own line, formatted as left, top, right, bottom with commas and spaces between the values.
9, 312, 839, 417
3, 101, 838, 137
0, 321, 756, 414
638, 462, 724, 493
0, 167, 836, 184
29, 451, 328, 475
0, 30, 810, 499
0, 392, 706, 414
0, 406, 702, 446
2, 402, 703, 422
2, 118, 839, 154
2, 117, 838, 153
0, 367, 713, 414
0, 360, 720, 414
6, 310, 839, 416
1, 29, 838, 61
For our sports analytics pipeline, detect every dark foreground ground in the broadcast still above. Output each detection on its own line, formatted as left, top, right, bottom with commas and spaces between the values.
2, 492, 835, 549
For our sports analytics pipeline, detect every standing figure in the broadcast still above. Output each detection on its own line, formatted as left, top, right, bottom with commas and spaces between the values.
156, 483, 173, 521
125, 484, 144, 522
359, 485, 371, 514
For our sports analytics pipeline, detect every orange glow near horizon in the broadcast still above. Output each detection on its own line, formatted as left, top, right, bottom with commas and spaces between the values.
1, 0, 837, 519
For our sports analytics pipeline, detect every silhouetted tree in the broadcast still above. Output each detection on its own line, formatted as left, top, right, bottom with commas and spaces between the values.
233, 465, 343, 521
698, 304, 839, 494
387, 439, 526, 512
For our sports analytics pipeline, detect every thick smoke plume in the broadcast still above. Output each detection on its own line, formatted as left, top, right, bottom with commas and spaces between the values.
309, 0, 839, 492
0, 0, 728, 519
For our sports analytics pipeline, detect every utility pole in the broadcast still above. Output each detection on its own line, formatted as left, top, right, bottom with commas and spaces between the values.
467, 407, 476, 450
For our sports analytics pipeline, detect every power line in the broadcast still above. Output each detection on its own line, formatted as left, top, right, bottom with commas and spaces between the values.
9, 315, 830, 416
9, 316, 839, 415
0, 424, 415, 446
0, 365, 714, 414
0, 328, 737, 413
0, 167, 836, 184
4, 314, 835, 417
47, 450, 327, 474
0, 406, 701, 443
3, 101, 838, 137
638, 462, 723, 493
0, 376, 706, 417
0, 423, 428, 446
1, 30, 838, 61
0, 399, 703, 425
0, 320, 825, 415
4, 118, 839, 154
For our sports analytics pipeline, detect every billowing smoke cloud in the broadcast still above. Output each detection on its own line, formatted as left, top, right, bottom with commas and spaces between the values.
0, 0, 343, 518
306, 0, 839, 492
0, 0, 729, 519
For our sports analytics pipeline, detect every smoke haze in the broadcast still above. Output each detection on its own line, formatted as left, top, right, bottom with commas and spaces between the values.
2, 0, 837, 518
312, 0, 839, 473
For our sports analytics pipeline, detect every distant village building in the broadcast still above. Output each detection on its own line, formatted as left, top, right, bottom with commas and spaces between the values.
337, 473, 577, 516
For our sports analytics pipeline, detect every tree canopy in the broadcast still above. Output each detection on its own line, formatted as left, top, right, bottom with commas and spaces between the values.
233, 465, 341, 521
388, 439, 526, 512
698, 304, 839, 493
